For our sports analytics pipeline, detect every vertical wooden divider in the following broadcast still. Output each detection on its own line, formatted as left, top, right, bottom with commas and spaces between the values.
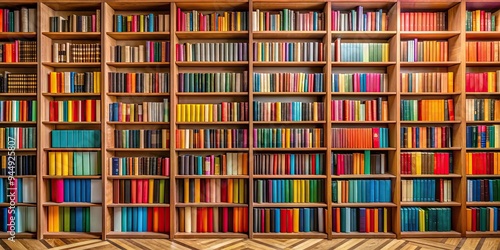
394, 0, 402, 239
36, 0, 43, 240
248, 0, 254, 240
324, 0, 332, 240
170, 1, 177, 239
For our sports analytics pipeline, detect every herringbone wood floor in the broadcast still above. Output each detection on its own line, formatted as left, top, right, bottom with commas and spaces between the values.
0, 238, 499, 250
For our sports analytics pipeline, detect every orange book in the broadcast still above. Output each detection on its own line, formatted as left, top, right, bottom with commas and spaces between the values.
202, 207, 208, 232
233, 206, 239, 232
374, 208, 379, 233
153, 207, 159, 232
466, 208, 472, 231
366, 208, 371, 232
227, 179, 233, 203
131, 179, 137, 203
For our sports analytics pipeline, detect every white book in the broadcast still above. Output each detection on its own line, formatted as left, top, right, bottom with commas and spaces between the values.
17, 207, 24, 233
90, 152, 98, 175
113, 207, 122, 232
191, 207, 197, 232
91, 179, 102, 203
227, 153, 233, 175
90, 207, 102, 232
185, 207, 191, 233
318, 208, 324, 232
232, 153, 238, 175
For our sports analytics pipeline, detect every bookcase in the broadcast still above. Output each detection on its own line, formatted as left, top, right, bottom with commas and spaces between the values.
1, 0, 499, 240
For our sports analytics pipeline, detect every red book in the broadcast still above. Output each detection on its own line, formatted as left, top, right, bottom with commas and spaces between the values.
143, 179, 149, 203
281, 209, 287, 232
147, 207, 154, 231
287, 209, 293, 233
130, 179, 136, 203
137, 180, 143, 203
158, 206, 165, 232
207, 207, 213, 232
221, 179, 227, 202
164, 207, 170, 233
222, 207, 228, 232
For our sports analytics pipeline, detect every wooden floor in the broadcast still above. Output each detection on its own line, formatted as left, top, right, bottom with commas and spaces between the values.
1, 238, 499, 250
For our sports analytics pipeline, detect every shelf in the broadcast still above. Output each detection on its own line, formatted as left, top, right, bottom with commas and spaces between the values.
400, 231, 461, 238
331, 121, 396, 124
0, 62, 37, 68
400, 147, 461, 151
176, 61, 248, 67
253, 121, 325, 124
106, 148, 169, 152
0, 93, 37, 97
176, 148, 249, 152
0, 175, 36, 178
107, 175, 169, 180
254, 175, 327, 179
254, 61, 326, 67
107, 232, 169, 239
400, 31, 460, 39
44, 148, 101, 151
107, 93, 169, 97
175, 232, 248, 239
401, 174, 462, 178
466, 175, 500, 178
331, 174, 396, 179
107, 122, 170, 125
0, 32, 36, 39
0, 232, 35, 239
108, 203, 170, 207
0, 121, 36, 125
0, 203, 36, 207
466, 92, 500, 96
331, 92, 397, 96
43, 232, 101, 239
0, 148, 36, 152
42, 32, 101, 40
176, 121, 249, 125
107, 62, 170, 68
400, 201, 461, 207
330, 148, 396, 151
175, 175, 249, 179
331, 31, 396, 39
466, 32, 500, 39
176, 203, 248, 207
253, 148, 327, 152
42, 121, 101, 125
332, 203, 397, 208
466, 121, 500, 124
466, 202, 500, 206
331, 62, 396, 67
42, 62, 101, 68
253, 31, 326, 39
107, 32, 170, 40
43, 202, 101, 207
466, 231, 500, 237
466, 62, 500, 67
253, 92, 326, 96
331, 232, 396, 238
253, 203, 327, 208
400, 92, 461, 96
400, 121, 460, 125
400, 61, 461, 67
177, 92, 248, 96
253, 232, 326, 239
177, 31, 248, 39
43, 175, 101, 179
466, 148, 500, 151
43, 93, 101, 97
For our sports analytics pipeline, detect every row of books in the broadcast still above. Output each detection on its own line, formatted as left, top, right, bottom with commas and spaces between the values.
401, 207, 451, 232
109, 99, 169, 122
400, 72, 454, 93
47, 206, 101, 232
253, 208, 324, 233
113, 179, 169, 204
175, 42, 248, 62
0, 127, 36, 149
332, 180, 392, 203
0, 7, 36, 32
331, 152, 386, 175
49, 12, 101, 32
253, 9, 324, 31
254, 179, 324, 203
466, 125, 500, 148
179, 72, 248, 93
52, 42, 100, 63
400, 39, 448, 62
467, 179, 500, 202
466, 152, 500, 175
114, 14, 169, 32
175, 129, 248, 149
0, 155, 36, 176
466, 99, 500, 121
466, 10, 498, 32
0, 40, 37, 62
0, 207, 36, 233
467, 207, 500, 232
401, 179, 452, 202
109, 157, 170, 176
400, 126, 453, 149
176, 102, 249, 122
177, 179, 247, 204
0, 178, 36, 203
254, 128, 323, 148
331, 73, 388, 93
254, 42, 324, 62
48, 152, 101, 176
332, 207, 388, 233
400, 12, 447, 31
331, 127, 389, 148
0, 100, 37, 122
466, 72, 500, 93
466, 41, 500, 62
254, 72, 324, 93
333, 41, 389, 62
400, 99, 455, 121
49, 100, 101, 122
178, 9, 247, 31
400, 152, 452, 175
178, 207, 248, 233
108, 72, 169, 93
0, 73, 37, 93
113, 207, 170, 233
254, 101, 324, 122
331, 98, 387, 122
51, 130, 100, 148
254, 153, 324, 175
331, 8, 387, 31
49, 179, 102, 203
48, 71, 100, 94
114, 129, 170, 149
178, 153, 248, 176
111, 42, 170, 63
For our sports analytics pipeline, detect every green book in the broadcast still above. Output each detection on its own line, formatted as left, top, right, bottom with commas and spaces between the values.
64, 207, 70, 232
82, 152, 91, 175
364, 151, 371, 174
159, 179, 165, 203
332, 181, 337, 202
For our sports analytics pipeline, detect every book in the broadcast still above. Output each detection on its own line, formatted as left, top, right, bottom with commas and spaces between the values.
0, 207, 36, 233
332, 7, 387, 31
254, 128, 323, 148
52, 42, 100, 63
333, 40, 389, 62
401, 179, 452, 202
466, 99, 500, 121
332, 73, 388, 93
48, 72, 100, 93
50, 130, 100, 148
254, 101, 324, 121
332, 179, 391, 203
0, 178, 36, 203
176, 42, 248, 62
466, 71, 500, 92
49, 179, 102, 203
178, 207, 248, 233
400, 207, 451, 232
331, 98, 387, 121
467, 179, 500, 202
114, 129, 169, 149
0, 127, 36, 149
0, 7, 37, 32
466, 152, 500, 175
400, 99, 455, 121
400, 12, 447, 31
400, 72, 454, 93
47, 206, 102, 232
114, 13, 169, 32
180, 72, 248, 93
0, 72, 37, 93
178, 9, 247, 31
254, 72, 323, 93
401, 39, 449, 62
331, 127, 389, 148
0, 100, 37, 122
253, 208, 324, 233
109, 157, 169, 176
254, 153, 324, 175
466, 10, 500, 31
176, 129, 248, 149
0, 155, 36, 175
466, 41, 500, 62
111, 41, 170, 62
108, 72, 169, 93
466, 207, 500, 232
254, 179, 324, 203
113, 207, 170, 233
332, 207, 388, 233
49, 100, 101, 122
466, 125, 500, 148
177, 102, 248, 122
113, 179, 168, 204
49, 152, 101, 176
253, 9, 323, 31
0, 40, 36, 62
50, 10, 101, 32
109, 99, 169, 122
176, 178, 247, 203
178, 153, 247, 175
401, 152, 452, 174
400, 126, 453, 149
332, 151, 387, 175
254, 42, 324, 62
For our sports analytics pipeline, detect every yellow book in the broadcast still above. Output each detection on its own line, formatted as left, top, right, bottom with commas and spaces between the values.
305, 180, 310, 202
227, 179, 233, 203
293, 180, 298, 202
293, 208, 299, 232
383, 208, 388, 232
53, 206, 60, 232
149, 179, 154, 203
50, 72, 58, 93
195, 104, 201, 122
49, 152, 56, 175
68, 152, 74, 175
233, 178, 239, 203
301, 180, 306, 202
191, 104, 196, 122
176, 105, 181, 122
48, 207, 54, 232
208, 105, 213, 122
416, 153, 421, 174
62, 152, 69, 176
239, 179, 244, 204
67, 101, 73, 122
448, 72, 454, 93
276, 102, 281, 121
408, 127, 413, 148
194, 179, 200, 202
55, 152, 62, 176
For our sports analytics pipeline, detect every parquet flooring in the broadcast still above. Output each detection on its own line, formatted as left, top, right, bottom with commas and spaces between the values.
0, 238, 499, 250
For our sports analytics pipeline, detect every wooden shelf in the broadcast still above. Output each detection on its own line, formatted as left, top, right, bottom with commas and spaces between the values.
175, 175, 249, 179
254, 175, 327, 179
330, 148, 396, 151
176, 61, 248, 67
331, 92, 397, 96
107, 93, 169, 97
466, 174, 500, 178
253, 92, 326, 96
106, 148, 169, 152
107, 175, 169, 180
107, 32, 170, 40
253, 232, 326, 239
108, 203, 169, 207
177, 31, 248, 39
400, 31, 460, 39
0, 232, 35, 239
43, 232, 101, 239
0, 148, 36, 152
175, 232, 248, 239
400, 231, 461, 238
331, 174, 396, 179
44, 148, 101, 151
331, 232, 396, 238
42, 62, 101, 68
0, 62, 37, 67
331, 31, 396, 39
0, 32, 36, 39
176, 148, 249, 152
331, 121, 396, 124
400, 147, 461, 151
253, 148, 327, 152
466, 32, 500, 39
43, 93, 101, 97
400, 121, 460, 125
43, 175, 101, 179
466, 121, 500, 124
42, 121, 101, 125
107, 122, 170, 125
176, 203, 248, 207
466, 148, 500, 151
466, 92, 500, 96
331, 203, 397, 207
253, 203, 327, 208
177, 92, 248, 96
401, 174, 462, 178
331, 62, 396, 67
466, 202, 500, 206
0, 93, 37, 97
466, 62, 500, 67
400, 61, 461, 67
253, 31, 326, 39
107, 62, 170, 68
400, 92, 461, 96
0, 121, 36, 125
107, 232, 169, 239
466, 231, 500, 237
0, 175, 36, 178
43, 202, 101, 207
400, 201, 462, 207
253, 121, 325, 124
42, 32, 101, 40
0, 203, 36, 207
254, 61, 326, 67
176, 121, 249, 125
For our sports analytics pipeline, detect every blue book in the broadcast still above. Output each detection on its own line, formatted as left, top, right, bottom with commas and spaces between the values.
370, 180, 375, 202
69, 179, 76, 202
148, 14, 154, 32
86, 180, 91, 202
345, 208, 350, 232
75, 207, 83, 232
299, 208, 304, 232
271, 180, 277, 203
197, 157, 203, 175
63, 179, 69, 202
290, 154, 295, 175
74, 179, 81, 202
121, 207, 127, 232
494, 207, 498, 231
303, 208, 310, 232
116, 15, 122, 32
127, 207, 133, 232
0, 178, 4, 203
112, 158, 119, 175
132, 207, 138, 232
275, 208, 280, 233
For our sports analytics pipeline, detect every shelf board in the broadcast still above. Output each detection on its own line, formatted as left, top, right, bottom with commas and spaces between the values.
0, 175, 36, 178
177, 92, 248, 96
253, 232, 326, 239
253, 148, 327, 152
466, 202, 500, 206
401, 174, 462, 178
400, 147, 461, 151
331, 232, 396, 238
177, 31, 248, 39
400, 61, 461, 67
107, 62, 170, 68
253, 31, 326, 39
331, 92, 397, 96
107, 175, 169, 180
0, 32, 36, 39
253, 203, 327, 208
331, 62, 396, 67
254, 175, 327, 179
254, 61, 326, 67
176, 61, 248, 67
107, 93, 169, 97
176, 148, 249, 152
108, 203, 169, 207
253, 92, 326, 96
466, 174, 500, 178
42, 62, 101, 68
42, 121, 101, 125
175, 175, 249, 179
466, 121, 500, 124
331, 121, 396, 124
400, 231, 461, 238
331, 174, 396, 179
43, 202, 101, 207
0, 148, 36, 152
400, 31, 460, 39
466, 148, 500, 151
400, 201, 461, 207
466, 62, 500, 67
43, 148, 101, 151
43, 175, 101, 179
176, 121, 249, 125
106, 148, 169, 152
400, 121, 460, 125
175, 232, 248, 239
43, 232, 101, 239
107, 32, 170, 40
331, 31, 396, 39
466, 231, 500, 237
176, 203, 248, 207
0, 232, 35, 239
107, 232, 169, 239
466, 32, 500, 39
0, 93, 37, 97
0, 62, 37, 68
0, 203, 35, 207
42, 93, 101, 97
107, 122, 170, 125
253, 121, 325, 124
332, 203, 397, 207
42, 32, 101, 40
331, 148, 396, 151
400, 92, 461, 96
466, 92, 500, 96
0, 121, 36, 125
